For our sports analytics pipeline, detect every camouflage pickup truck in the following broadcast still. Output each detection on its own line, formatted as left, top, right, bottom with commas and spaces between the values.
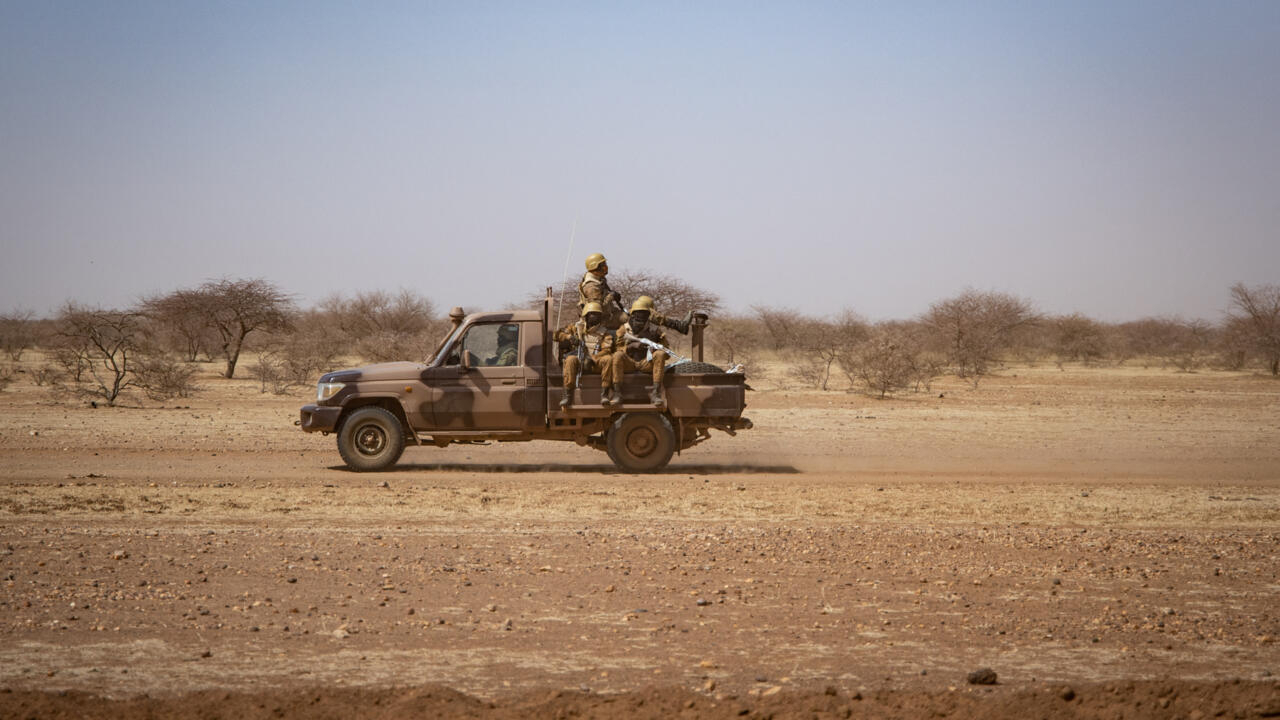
298, 293, 751, 472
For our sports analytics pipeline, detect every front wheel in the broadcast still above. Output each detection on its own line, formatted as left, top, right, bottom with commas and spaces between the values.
337, 406, 406, 472
606, 412, 675, 473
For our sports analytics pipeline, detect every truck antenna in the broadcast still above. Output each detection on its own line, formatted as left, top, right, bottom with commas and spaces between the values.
554, 217, 578, 330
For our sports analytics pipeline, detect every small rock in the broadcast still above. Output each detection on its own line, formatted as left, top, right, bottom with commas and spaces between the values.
200, 650, 212, 659
485, 603, 497, 613
111, 550, 128, 560
761, 686, 781, 697
966, 668, 998, 685
696, 598, 710, 606
1060, 686, 1075, 701
703, 679, 716, 692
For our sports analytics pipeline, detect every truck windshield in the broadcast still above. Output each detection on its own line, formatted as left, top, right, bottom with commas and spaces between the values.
428, 324, 465, 365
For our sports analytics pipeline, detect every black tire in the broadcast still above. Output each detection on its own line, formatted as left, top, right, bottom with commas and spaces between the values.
336, 406, 406, 472
667, 361, 725, 374
606, 412, 676, 473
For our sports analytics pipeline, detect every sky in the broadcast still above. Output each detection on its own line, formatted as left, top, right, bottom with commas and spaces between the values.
2, 0, 1278, 322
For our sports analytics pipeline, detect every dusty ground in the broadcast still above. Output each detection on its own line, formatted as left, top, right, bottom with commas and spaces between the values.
1, 358, 1278, 718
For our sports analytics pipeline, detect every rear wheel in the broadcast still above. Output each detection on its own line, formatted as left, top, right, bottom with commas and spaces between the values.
337, 406, 406, 472
606, 412, 676, 473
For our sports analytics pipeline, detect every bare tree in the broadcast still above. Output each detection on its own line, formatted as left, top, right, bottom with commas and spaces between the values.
200, 278, 294, 378
922, 290, 1037, 385
606, 270, 721, 319
139, 289, 217, 362
1228, 283, 1280, 376
56, 304, 142, 405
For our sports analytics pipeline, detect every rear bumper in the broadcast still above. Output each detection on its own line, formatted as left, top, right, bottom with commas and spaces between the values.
299, 404, 342, 433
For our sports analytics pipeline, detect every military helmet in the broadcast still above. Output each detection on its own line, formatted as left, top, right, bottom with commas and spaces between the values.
581, 302, 604, 318
584, 253, 607, 271
630, 296, 655, 313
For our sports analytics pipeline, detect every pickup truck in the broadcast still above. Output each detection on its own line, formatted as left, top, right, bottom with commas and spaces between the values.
298, 293, 751, 472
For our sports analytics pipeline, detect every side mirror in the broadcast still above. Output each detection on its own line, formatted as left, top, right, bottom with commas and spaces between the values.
460, 351, 472, 371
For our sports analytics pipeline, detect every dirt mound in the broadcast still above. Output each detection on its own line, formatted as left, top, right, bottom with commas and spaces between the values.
4, 681, 1279, 720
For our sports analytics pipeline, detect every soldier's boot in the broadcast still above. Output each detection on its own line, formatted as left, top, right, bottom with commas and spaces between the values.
662, 310, 694, 335
608, 385, 624, 407
648, 383, 665, 407
599, 385, 613, 406
560, 387, 573, 409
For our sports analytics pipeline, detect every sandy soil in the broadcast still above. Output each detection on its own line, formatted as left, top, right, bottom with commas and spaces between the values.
1, 359, 1278, 718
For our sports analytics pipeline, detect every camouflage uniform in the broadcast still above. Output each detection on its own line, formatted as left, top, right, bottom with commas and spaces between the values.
613, 320, 669, 387
555, 318, 617, 393
578, 270, 628, 330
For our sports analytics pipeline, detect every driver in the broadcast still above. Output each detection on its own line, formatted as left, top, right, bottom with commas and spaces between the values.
487, 324, 519, 366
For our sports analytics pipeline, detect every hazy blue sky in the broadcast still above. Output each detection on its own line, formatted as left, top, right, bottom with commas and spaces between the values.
2, 1, 1277, 321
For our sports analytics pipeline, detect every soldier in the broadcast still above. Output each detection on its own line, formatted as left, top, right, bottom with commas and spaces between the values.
611, 297, 670, 407
487, 323, 519, 367
554, 302, 618, 408
578, 253, 626, 329
578, 252, 694, 334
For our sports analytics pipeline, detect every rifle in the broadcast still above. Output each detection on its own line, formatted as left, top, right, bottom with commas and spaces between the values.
623, 333, 689, 367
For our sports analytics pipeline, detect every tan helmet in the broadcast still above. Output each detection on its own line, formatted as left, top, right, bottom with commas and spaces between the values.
630, 296, 655, 313
584, 253, 607, 271
581, 301, 604, 318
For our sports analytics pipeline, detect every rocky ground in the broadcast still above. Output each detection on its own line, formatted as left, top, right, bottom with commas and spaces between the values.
1, 360, 1278, 718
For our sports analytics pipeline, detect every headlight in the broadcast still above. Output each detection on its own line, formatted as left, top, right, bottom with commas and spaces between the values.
317, 382, 346, 402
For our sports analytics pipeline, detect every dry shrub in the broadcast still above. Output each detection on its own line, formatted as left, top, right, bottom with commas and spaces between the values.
30, 365, 61, 387
1228, 282, 1280, 375
0, 363, 13, 392
922, 289, 1038, 386
0, 311, 37, 361
249, 353, 294, 395
318, 289, 446, 364
1051, 313, 1111, 367
843, 324, 938, 397
131, 352, 200, 400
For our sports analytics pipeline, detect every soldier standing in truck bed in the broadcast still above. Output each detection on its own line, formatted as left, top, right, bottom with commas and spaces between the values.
579, 253, 694, 334
612, 296, 670, 407
554, 302, 618, 408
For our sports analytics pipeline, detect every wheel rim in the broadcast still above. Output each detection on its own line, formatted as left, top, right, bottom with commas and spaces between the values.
625, 426, 658, 458
354, 423, 388, 457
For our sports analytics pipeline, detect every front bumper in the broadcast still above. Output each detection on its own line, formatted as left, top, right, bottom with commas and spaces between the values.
299, 404, 342, 433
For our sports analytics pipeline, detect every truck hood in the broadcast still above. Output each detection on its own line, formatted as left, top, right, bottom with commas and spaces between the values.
319, 362, 425, 384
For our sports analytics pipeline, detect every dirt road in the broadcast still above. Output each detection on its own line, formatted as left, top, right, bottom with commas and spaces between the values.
2, 363, 1278, 718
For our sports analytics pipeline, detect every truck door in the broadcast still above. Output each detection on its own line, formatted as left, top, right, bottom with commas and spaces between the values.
432, 322, 535, 430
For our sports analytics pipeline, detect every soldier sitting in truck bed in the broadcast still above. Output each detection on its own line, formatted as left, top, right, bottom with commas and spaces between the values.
555, 302, 618, 408
612, 296, 671, 407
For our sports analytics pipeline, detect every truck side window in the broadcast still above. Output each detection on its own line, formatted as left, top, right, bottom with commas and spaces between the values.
458, 323, 520, 367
